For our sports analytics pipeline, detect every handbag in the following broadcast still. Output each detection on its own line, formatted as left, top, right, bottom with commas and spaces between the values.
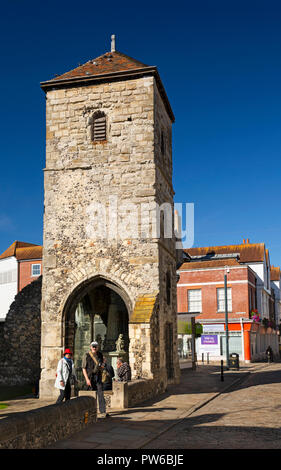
101, 368, 109, 383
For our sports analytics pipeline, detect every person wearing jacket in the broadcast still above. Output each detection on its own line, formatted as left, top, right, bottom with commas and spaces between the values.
116, 357, 131, 382
55, 348, 77, 403
82, 341, 108, 418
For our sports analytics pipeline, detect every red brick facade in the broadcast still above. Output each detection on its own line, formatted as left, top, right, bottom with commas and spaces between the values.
18, 260, 42, 292
177, 265, 257, 321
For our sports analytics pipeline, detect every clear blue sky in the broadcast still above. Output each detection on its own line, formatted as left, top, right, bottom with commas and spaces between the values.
0, 0, 281, 265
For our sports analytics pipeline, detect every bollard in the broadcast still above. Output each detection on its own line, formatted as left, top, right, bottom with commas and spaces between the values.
202, 353, 204, 364
220, 360, 224, 382
207, 352, 210, 364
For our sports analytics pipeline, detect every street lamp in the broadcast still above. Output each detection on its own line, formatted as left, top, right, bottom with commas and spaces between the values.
224, 266, 230, 370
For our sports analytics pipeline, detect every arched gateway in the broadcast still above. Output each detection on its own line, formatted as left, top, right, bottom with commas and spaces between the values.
64, 277, 130, 387
39, 41, 180, 399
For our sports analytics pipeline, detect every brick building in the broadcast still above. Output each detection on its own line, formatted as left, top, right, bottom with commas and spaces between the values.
177, 241, 280, 363
0, 241, 42, 321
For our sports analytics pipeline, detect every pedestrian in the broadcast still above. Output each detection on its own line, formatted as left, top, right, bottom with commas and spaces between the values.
55, 348, 77, 403
102, 357, 115, 391
266, 345, 274, 362
82, 341, 109, 418
116, 357, 131, 382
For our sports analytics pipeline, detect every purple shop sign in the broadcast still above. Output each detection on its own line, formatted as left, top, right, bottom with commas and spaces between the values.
201, 335, 218, 345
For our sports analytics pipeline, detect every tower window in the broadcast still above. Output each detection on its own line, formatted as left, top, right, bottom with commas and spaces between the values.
161, 130, 165, 155
91, 111, 106, 142
166, 271, 171, 306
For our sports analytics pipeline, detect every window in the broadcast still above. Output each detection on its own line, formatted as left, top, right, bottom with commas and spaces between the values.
31, 264, 41, 277
217, 287, 232, 312
0, 270, 17, 285
91, 111, 106, 142
188, 289, 202, 313
166, 271, 171, 306
161, 130, 165, 155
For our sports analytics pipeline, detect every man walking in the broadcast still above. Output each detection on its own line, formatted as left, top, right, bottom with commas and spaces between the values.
55, 348, 77, 403
82, 341, 108, 418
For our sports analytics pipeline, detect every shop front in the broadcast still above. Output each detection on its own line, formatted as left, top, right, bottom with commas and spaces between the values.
194, 320, 279, 363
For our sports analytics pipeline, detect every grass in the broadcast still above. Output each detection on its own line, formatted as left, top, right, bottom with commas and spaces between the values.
0, 403, 8, 410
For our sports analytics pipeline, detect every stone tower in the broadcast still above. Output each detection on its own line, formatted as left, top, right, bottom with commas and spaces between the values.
40, 39, 180, 399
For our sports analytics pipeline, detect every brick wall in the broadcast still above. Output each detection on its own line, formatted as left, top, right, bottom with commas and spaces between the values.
177, 265, 256, 321
18, 260, 42, 292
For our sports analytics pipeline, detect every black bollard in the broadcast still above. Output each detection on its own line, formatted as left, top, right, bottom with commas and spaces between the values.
202, 353, 204, 364
220, 360, 224, 382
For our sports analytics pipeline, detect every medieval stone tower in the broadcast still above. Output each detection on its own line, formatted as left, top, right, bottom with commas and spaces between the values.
40, 37, 180, 399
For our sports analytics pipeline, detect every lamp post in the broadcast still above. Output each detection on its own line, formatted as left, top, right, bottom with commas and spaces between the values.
191, 316, 196, 370
224, 267, 230, 370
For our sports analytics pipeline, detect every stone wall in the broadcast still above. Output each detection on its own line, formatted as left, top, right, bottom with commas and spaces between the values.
0, 277, 42, 386
0, 396, 96, 449
127, 377, 166, 407
80, 378, 166, 411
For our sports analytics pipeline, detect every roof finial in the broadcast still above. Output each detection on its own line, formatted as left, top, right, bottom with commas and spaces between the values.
111, 34, 116, 52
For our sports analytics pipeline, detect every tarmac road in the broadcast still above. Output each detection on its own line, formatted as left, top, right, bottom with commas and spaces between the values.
143, 362, 281, 449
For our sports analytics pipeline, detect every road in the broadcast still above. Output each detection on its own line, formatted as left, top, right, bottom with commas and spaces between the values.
144, 363, 281, 449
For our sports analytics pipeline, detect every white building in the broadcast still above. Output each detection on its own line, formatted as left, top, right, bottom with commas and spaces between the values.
0, 256, 18, 322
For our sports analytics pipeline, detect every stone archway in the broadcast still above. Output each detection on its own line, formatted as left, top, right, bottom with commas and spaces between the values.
63, 276, 130, 388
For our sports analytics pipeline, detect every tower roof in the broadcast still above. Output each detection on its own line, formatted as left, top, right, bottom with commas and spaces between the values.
47, 51, 150, 82
40, 49, 175, 122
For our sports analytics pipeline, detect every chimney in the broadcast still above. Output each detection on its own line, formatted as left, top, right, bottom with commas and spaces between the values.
243, 239, 245, 244
246, 238, 250, 243
111, 34, 116, 52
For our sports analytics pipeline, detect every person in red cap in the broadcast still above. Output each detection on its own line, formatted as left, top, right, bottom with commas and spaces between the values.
55, 348, 77, 403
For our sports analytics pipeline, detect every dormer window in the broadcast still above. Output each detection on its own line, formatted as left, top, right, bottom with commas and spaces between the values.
91, 111, 106, 142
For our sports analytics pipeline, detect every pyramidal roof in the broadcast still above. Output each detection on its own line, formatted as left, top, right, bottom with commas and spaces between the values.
49, 50, 150, 83
40, 46, 175, 122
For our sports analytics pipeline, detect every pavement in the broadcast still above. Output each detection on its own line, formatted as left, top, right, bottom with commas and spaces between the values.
0, 360, 272, 449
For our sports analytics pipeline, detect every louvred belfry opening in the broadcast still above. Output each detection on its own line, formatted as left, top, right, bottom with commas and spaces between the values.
91, 111, 106, 142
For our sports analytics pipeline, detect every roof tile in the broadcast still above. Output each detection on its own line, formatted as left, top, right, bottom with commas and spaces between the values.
0, 241, 42, 261
46, 51, 150, 83
185, 243, 265, 263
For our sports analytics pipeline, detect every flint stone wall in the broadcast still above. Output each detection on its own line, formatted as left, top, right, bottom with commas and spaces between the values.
0, 396, 96, 449
0, 277, 42, 386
